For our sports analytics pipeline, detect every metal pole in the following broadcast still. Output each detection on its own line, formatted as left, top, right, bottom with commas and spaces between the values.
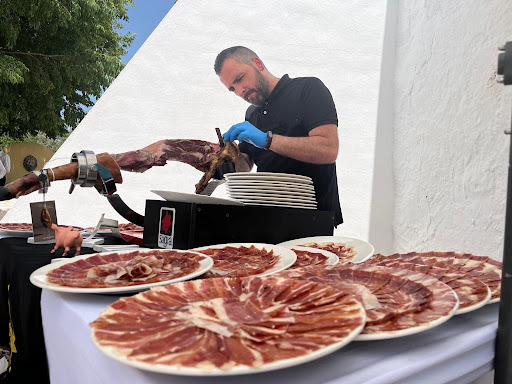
494, 41, 512, 384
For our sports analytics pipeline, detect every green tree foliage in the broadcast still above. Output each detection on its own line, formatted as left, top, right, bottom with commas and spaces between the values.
0, 131, 71, 152
0, 0, 134, 139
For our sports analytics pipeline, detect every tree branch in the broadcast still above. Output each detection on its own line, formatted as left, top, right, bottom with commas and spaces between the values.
0, 50, 68, 58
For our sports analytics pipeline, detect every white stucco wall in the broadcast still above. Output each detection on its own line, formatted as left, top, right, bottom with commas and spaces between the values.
368, 0, 398, 254
391, 0, 512, 260
2, 0, 387, 239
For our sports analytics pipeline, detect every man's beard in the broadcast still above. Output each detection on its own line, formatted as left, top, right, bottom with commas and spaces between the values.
244, 68, 270, 107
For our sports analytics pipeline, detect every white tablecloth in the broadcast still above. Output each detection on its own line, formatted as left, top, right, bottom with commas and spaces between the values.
41, 290, 498, 384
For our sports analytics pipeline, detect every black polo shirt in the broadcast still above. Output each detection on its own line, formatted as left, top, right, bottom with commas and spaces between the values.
239, 74, 343, 226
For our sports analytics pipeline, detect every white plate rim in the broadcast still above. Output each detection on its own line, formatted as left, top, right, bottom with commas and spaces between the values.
225, 176, 313, 185
191, 243, 297, 277
241, 202, 316, 210
226, 180, 315, 188
0, 229, 33, 238
288, 246, 339, 266
230, 197, 317, 206
230, 196, 317, 205
227, 188, 316, 196
224, 172, 312, 181
355, 298, 459, 341
228, 193, 317, 203
454, 285, 491, 315
151, 190, 245, 206
29, 250, 214, 294
90, 296, 365, 376
278, 236, 375, 263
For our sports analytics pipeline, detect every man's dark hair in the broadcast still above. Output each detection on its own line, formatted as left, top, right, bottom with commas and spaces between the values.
214, 46, 258, 75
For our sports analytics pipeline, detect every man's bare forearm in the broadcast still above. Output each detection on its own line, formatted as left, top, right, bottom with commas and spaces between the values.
270, 127, 339, 164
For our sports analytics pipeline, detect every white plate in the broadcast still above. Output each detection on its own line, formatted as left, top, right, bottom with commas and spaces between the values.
228, 191, 317, 200
228, 193, 317, 204
242, 201, 317, 210
289, 246, 339, 266
354, 300, 459, 341
238, 200, 317, 209
29, 250, 214, 294
226, 180, 315, 191
227, 187, 316, 196
224, 172, 312, 181
350, 264, 460, 341
279, 236, 375, 263
0, 229, 32, 238
231, 195, 316, 204
225, 175, 313, 185
455, 285, 492, 315
92, 317, 364, 376
192, 243, 297, 277
151, 190, 245, 206
91, 280, 365, 376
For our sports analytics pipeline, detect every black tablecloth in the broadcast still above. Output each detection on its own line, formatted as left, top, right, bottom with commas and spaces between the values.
0, 237, 127, 384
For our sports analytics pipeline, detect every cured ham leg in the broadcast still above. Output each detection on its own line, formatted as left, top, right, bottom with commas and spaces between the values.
0, 139, 239, 200
111, 139, 223, 173
0, 153, 122, 199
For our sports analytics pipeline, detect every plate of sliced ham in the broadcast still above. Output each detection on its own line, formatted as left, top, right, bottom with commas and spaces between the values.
191, 243, 297, 278
365, 252, 497, 309
279, 236, 375, 264
0, 222, 85, 238
90, 275, 366, 375
29, 249, 213, 294
0, 222, 33, 238
288, 246, 339, 268
277, 263, 459, 340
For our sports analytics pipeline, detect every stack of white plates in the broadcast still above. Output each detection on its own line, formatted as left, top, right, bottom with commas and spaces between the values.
224, 172, 317, 209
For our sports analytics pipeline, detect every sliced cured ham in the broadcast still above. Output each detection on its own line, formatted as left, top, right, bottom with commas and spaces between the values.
0, 222, 33, 231
290, 247, 334, 268
364, 256, 491, 313
46, 249, 205, 288
277, 264, 458, 338
118, 223, 143, 231
90, 276, 365, 372
367, 252, 501, 302
0, 222, 84, 232
298, 242, 357, 264
347, 264, 458, 337
195, 245, 280, 278
83, 223, 143, 232
276, 266, 432, 326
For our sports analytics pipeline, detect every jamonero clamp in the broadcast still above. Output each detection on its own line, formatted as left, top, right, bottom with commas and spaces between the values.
66, 150, 143, 226
68, 150, 116, 196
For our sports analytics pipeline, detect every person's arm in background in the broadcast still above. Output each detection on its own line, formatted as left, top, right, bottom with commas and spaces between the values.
0, 158, 6, 180
234, 152, 253, 172
4, 153, 10, 173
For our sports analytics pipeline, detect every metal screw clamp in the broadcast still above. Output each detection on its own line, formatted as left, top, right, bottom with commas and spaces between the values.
69, 150, 98, 194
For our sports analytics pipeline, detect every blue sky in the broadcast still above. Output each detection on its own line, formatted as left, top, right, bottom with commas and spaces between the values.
83, 1, 175, 112
121, 0, 176, 64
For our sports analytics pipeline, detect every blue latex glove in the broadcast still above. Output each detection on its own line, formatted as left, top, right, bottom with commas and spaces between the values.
223, 122, 267, 148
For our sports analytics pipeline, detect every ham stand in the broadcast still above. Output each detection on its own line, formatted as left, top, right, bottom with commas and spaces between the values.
494, 41, 512, 384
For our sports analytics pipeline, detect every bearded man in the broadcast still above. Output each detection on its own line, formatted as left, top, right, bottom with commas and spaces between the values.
214, 46, 343, 227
